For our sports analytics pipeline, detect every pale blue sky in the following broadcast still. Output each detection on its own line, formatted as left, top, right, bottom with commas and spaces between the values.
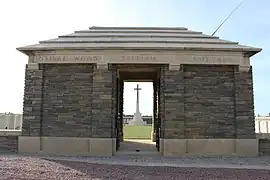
0, 0, 269, 116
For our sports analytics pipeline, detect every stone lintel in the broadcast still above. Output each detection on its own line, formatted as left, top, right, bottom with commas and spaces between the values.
160, 139, 258, 156
239, 65, 250, 72
27, 63, 39, 70
96, 63, 108, 70
18, 137, 116, 156
242, 56, 250, 66
169, 64, 181, 71
238, 56, 251, 72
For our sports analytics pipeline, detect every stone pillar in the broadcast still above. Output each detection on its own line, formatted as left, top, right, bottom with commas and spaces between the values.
115, 75, 123, 145
157, 66, 164, 152
119, 79, 124, 141
159, 66, 165, 139
114, 75, 120, 150
90, 63, 116, 155
22, 63, 43, 137
161, 64, 185, 156
92, 64, 115, 138
151, 80, 157, 142
164, 65, 185, 138
18, 63, 44, 153
234, 65, 257, 155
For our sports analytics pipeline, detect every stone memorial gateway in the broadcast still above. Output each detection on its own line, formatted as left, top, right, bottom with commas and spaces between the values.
17, 26, 261, 156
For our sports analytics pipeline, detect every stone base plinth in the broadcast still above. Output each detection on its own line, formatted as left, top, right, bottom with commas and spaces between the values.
128, 112, 146, 125
235, 139, 258, 156
128, 120, 146, 126
18, 136, 116, 156
19, 137, 259, 157
160, 139, 258, 157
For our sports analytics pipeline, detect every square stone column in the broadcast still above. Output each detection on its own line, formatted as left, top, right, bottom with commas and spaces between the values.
160, 64, 185, 155
91, 64, 115, 138
114, 75, 123, 149
234, 66, 255, 138
151, 80, 158, 142
119, 79, 124, 141
22, 64, 43, 137
19, 63, 44, 153
90, 63, 116, 155
155, 76, 161, 150
163, 65, 185, 138
234, 65, 258, 156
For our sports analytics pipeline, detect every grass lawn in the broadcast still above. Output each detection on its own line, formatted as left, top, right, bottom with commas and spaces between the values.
123, 125, 152, 139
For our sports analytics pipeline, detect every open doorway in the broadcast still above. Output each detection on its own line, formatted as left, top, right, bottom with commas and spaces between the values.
114, 64, 161, 155
122, 82, 155, 154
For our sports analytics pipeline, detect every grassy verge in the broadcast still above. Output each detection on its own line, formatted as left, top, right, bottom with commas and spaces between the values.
123, 125, 152, 139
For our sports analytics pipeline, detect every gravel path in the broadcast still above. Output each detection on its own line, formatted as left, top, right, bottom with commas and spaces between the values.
1, 156, 270, 180
41, 155, 270, 169
0, 156, 270, 180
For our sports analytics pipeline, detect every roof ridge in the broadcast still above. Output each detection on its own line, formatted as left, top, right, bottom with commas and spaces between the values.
39, 40, 239, 45
76, 30, 202, 34
89, 26, 188, 30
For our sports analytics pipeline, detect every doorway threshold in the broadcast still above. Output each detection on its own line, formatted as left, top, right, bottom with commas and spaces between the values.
115, 139, 161, 156
115, 150, 160, 156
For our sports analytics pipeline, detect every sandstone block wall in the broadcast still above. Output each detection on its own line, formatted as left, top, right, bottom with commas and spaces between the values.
184, 65, 235, 138
42, 64, 93, 137
161, 65, 255, 139
22, 64, 116, 139
22, 63, 255, 141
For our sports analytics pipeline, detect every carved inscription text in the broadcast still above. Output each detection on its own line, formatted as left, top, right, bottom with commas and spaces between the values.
29, 55, 100, 63
120, 55, 156, 62
28, 54, 243, 65
192, 56, 235, 64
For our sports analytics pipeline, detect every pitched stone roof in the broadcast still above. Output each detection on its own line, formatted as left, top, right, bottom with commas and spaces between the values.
17, 26, 261, 57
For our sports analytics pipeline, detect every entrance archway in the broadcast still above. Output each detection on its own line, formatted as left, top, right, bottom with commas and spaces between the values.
114, 64, 162, 155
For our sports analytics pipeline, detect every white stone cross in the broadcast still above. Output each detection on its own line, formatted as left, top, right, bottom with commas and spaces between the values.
134, 84, 142, 113
128, 84, 146, 125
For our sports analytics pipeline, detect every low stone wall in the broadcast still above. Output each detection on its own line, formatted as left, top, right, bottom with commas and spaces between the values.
0, 130, 21, 153
256, 133, 270, 139
257, 133, 270, 155
259, 139, 270, 155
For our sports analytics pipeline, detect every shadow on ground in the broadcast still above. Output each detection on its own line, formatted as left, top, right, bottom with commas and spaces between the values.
119, 139, 156, 150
